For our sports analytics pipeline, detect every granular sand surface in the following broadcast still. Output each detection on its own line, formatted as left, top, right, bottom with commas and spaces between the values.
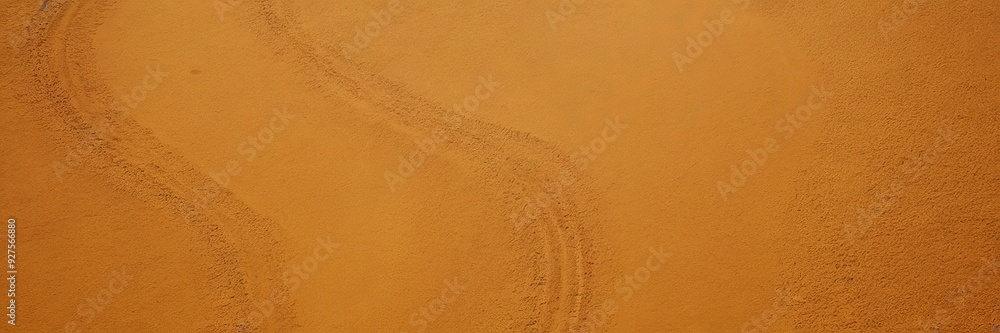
1, 0, 998, 332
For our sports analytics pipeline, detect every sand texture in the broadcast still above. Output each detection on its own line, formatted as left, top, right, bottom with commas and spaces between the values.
1, 0, 999, 332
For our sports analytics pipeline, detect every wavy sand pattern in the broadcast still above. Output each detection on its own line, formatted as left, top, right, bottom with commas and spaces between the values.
1, 0, 998, 332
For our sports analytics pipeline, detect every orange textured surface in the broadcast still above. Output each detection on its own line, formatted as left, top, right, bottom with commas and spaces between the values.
1, 0, 998, 332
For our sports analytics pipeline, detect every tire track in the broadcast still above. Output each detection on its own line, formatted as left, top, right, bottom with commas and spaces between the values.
244, 1, 601, 330
2, 1, 298, 331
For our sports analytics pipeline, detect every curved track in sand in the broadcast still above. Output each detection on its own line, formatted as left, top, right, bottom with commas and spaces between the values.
6, 0, 998, 332
5, 0, 610, 331
243, 1, 607, 330
6, 0, 299, 330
